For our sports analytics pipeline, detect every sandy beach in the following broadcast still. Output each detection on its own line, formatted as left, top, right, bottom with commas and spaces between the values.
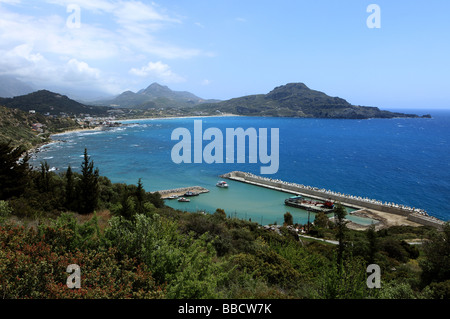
116, 113, 240, 123
51, 126, 104, 136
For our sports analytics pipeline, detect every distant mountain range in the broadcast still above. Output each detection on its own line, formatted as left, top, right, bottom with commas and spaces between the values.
0, 76, 430, 119
94, 82, 221, 108
0, 75, 35, 98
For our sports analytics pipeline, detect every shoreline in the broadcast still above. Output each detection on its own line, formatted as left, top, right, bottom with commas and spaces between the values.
27, 126, 104, 158
51, 126, 104, 136
27, 114, 240, 157
115, 113, 240, 123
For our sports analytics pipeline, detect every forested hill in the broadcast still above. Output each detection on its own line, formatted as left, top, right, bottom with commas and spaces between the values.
191, 83, 431, 119
0, 105, 80, 149
0, 90, 111, 116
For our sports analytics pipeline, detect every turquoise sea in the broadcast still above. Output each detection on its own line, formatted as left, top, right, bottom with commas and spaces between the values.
30, 109, 450, 225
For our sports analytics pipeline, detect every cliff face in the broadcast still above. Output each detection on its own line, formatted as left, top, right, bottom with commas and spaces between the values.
193, 83, 429, 119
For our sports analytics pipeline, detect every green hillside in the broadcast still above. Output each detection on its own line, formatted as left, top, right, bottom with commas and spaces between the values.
0, 90, 111, 116
0, 105, 81, 150
191, 83, 430, 119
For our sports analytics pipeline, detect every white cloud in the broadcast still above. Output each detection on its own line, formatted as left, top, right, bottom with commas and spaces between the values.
40, 1, 206, 60
129, 61, 185, 83
7, 44, 44, 63
0, 1, 211, 94
0, 44, 47, 81
0, 6, 119, 60
65, 58, 101, 80
46, 0, 180, 32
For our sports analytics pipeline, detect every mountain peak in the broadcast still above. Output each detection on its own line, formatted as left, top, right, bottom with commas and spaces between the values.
148, 82, 168, 89
283, 82, 309, 89
103, 83, 208, 108
266, 82, 320, 101
140, 82, 171, 95
268, 82, 309, 94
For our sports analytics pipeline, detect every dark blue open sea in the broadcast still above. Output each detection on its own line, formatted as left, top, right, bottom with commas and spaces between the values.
31, 109, 450, 225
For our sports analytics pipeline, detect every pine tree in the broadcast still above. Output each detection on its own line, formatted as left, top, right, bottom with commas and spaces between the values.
333, 203, 348, 271
135, 178, 145, 215
119, 192, 135, 220
38, 161, 51, 192
65, 165, 75, 210
367, 223, 378, 265
0, 141, 30, 200
78, 148, 99, 215
284, 211, 293, 226
314, 211, 330, 229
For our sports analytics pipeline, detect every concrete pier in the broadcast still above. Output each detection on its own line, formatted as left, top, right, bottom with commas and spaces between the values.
155, 186, 209, 199
220, 171, 446, 229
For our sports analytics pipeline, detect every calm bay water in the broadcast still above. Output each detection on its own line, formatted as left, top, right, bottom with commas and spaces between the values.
31, 110, 450, 225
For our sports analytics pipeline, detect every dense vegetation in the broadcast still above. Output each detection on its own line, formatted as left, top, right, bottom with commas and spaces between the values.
1, 141, 449, 299
0, 105, 81, 149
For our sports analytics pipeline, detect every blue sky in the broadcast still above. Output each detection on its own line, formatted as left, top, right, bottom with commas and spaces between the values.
0, 0, 449, 109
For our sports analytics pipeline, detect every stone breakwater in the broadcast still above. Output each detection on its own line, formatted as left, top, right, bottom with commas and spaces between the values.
220, 171, 446, 229
155, 186, 209, 199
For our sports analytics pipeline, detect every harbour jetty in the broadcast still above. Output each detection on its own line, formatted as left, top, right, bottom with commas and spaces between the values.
155, 186, 209, 199
220, 171, 446, 229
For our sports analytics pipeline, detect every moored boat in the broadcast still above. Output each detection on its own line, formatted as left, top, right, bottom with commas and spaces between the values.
178, 197, 190, 202
216, 181, 229, 188
184, 191, 199, 197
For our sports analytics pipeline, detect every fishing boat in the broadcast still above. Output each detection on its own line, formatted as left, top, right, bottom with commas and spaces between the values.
184, 191, 199, 197
178, 197, 190, 202
166, 194, 179, 200
216, 181, 229, 188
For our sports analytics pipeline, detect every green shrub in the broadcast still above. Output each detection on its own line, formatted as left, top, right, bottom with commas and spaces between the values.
230, 240, 303, 290
0, 223, 164, 299
0, 200, 13, 222
103, 213, 225, 298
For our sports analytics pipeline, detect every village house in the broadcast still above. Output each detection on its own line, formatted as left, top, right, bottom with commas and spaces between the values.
31, 123, 45, 133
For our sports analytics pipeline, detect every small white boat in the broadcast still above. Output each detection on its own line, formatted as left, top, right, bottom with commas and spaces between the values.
216, 181, 229, 188
167, 195, 179, 200
178, 197, 190, 202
